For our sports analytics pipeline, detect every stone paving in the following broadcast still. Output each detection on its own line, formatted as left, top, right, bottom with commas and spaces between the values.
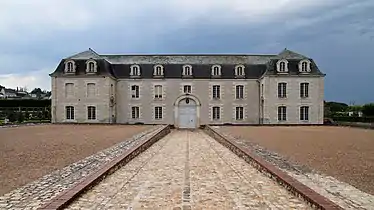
67, 130, 311, 210
213, 126, 374, 210
0, 125, 163, 210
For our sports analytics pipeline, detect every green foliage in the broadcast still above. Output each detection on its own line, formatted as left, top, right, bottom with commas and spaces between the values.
332, 116, 374, 123
325, 101, 348, 113
17, 112, 24, 123
0, 99, 51, 107
362, 103, 374, 117
6, 111, 17, 122
347, 105, 363, 112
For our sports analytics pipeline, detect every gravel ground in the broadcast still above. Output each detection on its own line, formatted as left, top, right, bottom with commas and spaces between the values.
0, 124, 153, 196
219, 126, 374, 195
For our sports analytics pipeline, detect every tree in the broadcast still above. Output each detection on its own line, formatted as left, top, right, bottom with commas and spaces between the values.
362, 103, 374, 117
325, 101, 349, 113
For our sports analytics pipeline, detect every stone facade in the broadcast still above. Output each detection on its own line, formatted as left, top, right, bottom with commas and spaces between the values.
50, 48, 325, 127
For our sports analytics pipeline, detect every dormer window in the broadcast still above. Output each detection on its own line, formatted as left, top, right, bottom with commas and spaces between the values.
299, 60, 311, 73
86, 60, 97, 73
182, 65, 193, 76
153, 65, 164, 77
277, 60, 289, 73
235, 65, 245, 77
64, 60, 76, 73
130, 65, 141, 77
211, 65, 221, 76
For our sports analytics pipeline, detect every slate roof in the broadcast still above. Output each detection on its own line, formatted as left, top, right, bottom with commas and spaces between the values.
50, 48, 324, 79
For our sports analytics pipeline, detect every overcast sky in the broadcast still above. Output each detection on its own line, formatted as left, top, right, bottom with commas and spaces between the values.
0, 0, 373, 104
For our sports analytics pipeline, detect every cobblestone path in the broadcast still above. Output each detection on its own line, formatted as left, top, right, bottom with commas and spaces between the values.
67, 130, 311, 210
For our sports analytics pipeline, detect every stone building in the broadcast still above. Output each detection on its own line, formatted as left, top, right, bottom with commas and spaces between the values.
50, 48, 325, 128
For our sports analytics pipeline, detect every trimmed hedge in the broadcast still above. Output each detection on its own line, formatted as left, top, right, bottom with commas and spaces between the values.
0, 99, 51, 107
332, 116, 374, 123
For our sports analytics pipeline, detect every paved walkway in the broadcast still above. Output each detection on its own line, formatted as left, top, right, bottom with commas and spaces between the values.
67, 130, 311, 210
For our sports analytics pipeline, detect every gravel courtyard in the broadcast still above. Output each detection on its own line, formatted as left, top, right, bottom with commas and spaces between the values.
219, 126, 374, 195
0, 124, 153, 196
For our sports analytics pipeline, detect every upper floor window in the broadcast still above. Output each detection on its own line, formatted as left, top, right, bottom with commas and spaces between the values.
183, 85, 191, 94
212, 85, 220, 99
87, 83, 96, 98
235, 65, 245, 77
277, 60, 288, 73
65, 83, 74, 97
278, 82, 287, 98
153, 65, 164, 76
182, 65, 193, 76
299, 60, 311, 73
86, 60, 97, 73
154, 85, 163, 99
131, 85, 139, 98
211, 65, 221, 76
65, 60, 75, 73
235, 85, 244, 99
300, 82, 309, 98
130, 65, 141, 76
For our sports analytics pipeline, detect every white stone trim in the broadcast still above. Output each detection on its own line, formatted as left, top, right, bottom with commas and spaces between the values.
151, 104, 166, 121
209, 104, 224, 122
209, 82, 224, 101
85, 104, 98, 122
276, 59, 289, 73
85, 59, 97, 73
153, 65, 164, 76
128, 104, 143, 120
234, 65, 245, 77
130, 65, 141, 76
180, 82, 193, 94
232, 104, 247, 121
233, 82, 246, 100
128, 82, 142, 100
151, 82, 166, 100
298, 59, 312, 73
64, 60, 76, 73
182, 65, 193, 76
211, 65, 222, 76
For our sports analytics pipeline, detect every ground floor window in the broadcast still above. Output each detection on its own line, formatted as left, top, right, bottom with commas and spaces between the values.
66, 106, 74, 120
235, 107, 244, 120
132, 106, 140, 119
154, 106, 162, 120
212, 106, 220, 120
300, 106, 309, 121
87, 106, 96, 120
278, 106, 287, 121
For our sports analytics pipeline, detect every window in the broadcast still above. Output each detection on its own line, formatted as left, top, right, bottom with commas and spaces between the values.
131, 107, 140, 119
278, 106, 287, 121
154, 85, 162, 99
301, 62, 308, 72
65, 61, 75, 73
110, 84, 114, 96
86, 61, 96, 73
65, 83, 74, 97
130, 65, 141, 76
279, 62, 286, 72
235, 85, 244, 99
212, 85, 220, 99
66, 106, 74, 120
212, 106, 220, 120
235, 65, 245, 76
278, 83, 287, 98
300, 106, 309, 121
183, 85, 191, 94
154, 106, 162, 120
211, 65, 221, 76
183, 65, 192, 76
235, 107, 244, 120
300, 83, 309, 98
87, 83, 96, 97
153, 65, 164, 76
131, 85, 139, 98
87, 106, 96, 120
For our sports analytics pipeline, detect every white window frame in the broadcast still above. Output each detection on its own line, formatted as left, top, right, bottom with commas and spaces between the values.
154, 106, 163, 120
300, 106, 309, 121
277, 59, 289, 73
212, 106, 220, 120
235, 107, 244, 120
182, 65, 193, 76
235, 85, 244, 99
131, 106, 140, 119
299, 60, 311, 73
64, 60, 76, 73
86, 60, 97, 73
183, 85, 192, 94
300, 82, 309, 98
278, 82, 287, 98
278, 106, 287, 121
87, 106, 96, 120
131, 85, 139, 98
130, 65, 141, 76
211, 65, 221, 76
212, 85, 220, 99
153, 65, 164, 76
66, 106, 75, 120
235, 65, 245, 77
154, 85, 163, 99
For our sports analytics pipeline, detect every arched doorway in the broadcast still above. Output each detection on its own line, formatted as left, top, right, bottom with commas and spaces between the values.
174, 94, 200, 129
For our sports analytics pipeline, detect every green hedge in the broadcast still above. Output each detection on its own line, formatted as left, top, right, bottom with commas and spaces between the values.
332, 116, 374, 123
0, 99, 51, 107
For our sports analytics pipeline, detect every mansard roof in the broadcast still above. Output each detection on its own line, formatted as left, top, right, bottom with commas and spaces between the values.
50, 48, 324, 78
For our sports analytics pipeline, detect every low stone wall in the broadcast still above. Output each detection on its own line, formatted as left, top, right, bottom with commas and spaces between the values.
39, 125, 171, 210
203, 125, 342, 210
